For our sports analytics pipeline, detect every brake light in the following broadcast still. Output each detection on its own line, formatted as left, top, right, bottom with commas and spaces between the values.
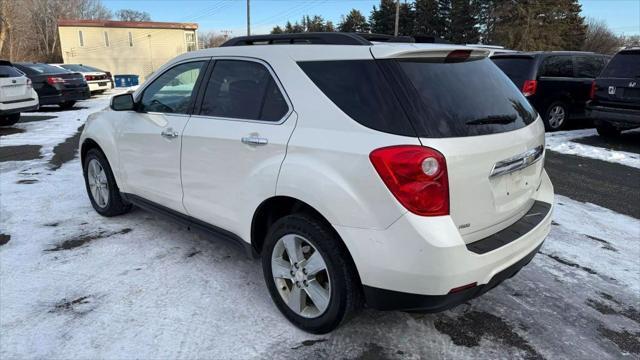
85, 75, 94, 81
522, 80, 537, 97
47, 76, 65, 85
370, 145, 449, 216
589, 80, 597, 100
445, 50, 471, 63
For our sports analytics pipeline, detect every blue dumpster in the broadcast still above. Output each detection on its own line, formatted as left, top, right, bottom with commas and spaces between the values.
114, 75, 140, 88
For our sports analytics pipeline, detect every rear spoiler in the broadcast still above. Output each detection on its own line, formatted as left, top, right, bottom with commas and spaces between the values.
371, 45, 490, 61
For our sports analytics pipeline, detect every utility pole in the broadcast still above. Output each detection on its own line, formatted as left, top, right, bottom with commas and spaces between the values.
394, 0, 400, 36
246, 0, 251, 36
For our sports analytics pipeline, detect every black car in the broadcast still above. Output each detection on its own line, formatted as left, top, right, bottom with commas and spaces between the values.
14, 63, 90, 109
492, 52, 609, 131
587, 48, 640, 137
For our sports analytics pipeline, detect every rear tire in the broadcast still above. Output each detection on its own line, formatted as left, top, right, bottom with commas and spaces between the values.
262, 214, 361, 334
83, 148, 132, 217
0, 113, 20, 126
543, 101, 568, 131
596, 123, 621, 137
59, 101, 76, 109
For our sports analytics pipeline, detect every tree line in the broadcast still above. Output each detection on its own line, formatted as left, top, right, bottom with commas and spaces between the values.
0, 0, 151, 62
271, 0, 636, 53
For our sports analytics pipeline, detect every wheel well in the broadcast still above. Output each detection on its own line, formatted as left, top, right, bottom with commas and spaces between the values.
80, 138, 102, 165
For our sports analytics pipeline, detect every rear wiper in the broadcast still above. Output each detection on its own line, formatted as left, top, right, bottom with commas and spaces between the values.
466, 114, 517, 125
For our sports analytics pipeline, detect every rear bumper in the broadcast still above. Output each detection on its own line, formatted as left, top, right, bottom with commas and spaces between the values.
0, 97, 39, 115
335, 170, 554, 311
587, 104, 640, 128
88, 81, 111, 92
39, 88, 90, 105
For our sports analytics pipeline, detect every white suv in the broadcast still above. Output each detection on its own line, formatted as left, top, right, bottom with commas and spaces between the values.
0, 60, 39, 126
80, 33, 554, 333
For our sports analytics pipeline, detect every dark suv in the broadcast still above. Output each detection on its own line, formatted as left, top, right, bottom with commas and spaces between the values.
587, 48, 640, 137
492, 52, 609, 131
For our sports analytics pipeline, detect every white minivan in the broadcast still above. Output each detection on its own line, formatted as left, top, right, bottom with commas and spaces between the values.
0, 60, 39, 126
80, 33, 554, 333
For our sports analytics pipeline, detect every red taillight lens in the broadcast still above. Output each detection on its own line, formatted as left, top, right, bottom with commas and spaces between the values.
445, 50, 471, 63
370, 145, 449, 216
47, 76, 65, 85
589, 80, 597, 100
85, 75, 94, 81
522, 80, 537, 97
448, 282, 477, 294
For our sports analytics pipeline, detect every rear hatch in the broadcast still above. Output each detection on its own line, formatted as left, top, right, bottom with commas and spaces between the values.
593, 50, 640, 109
370, 46, 545, 242
0, 62, 32, 103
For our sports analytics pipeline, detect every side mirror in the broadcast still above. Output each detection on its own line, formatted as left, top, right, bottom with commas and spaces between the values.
111, 93, 135, 111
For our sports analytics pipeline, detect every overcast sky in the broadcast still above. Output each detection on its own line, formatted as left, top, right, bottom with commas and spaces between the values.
102, 0, 640, 37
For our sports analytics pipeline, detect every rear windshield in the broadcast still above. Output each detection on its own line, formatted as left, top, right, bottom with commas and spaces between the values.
601, 51, 640, 78
60, 64, 91, 72
0, 65, 23, 78
299, 58, 537, 138
491, 57, 534, 88
16, 63, 68, 75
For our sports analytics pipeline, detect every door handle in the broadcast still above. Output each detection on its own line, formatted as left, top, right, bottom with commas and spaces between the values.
161, 128, 179, 139
241, 136, 268, 146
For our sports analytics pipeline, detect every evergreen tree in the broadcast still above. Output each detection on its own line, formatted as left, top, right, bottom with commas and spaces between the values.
369, 0, 397, 35
271, 25, 284, 34
414, 0, 446, 37
449, 0, 480, 43
338, 9, 370, 33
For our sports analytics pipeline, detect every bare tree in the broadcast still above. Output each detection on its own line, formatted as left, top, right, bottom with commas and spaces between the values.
115, 9, 151, 22
582, 18, 623, 54
199, 31, 230, 48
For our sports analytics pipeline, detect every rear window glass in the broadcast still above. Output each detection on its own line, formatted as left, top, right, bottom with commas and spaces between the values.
16, 63, 68, 75
60, 64, 92, 72
299, 58, 537, 138
491, 57, 534, 88
297, 60, 416, 137
0, 65, 23, 78
601, 51, 640, 78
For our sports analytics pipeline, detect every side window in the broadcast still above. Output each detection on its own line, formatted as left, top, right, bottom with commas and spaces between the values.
575, 55, 604, 78
140, 61, 205, 114
200, 60, 289, 121
539, 56, 573, 78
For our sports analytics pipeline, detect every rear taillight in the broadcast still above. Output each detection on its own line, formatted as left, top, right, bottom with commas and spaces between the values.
446, 50, 471, 63
522, 80, 537, 97
370, 145, 449, 216
589, 80, 597, 100
47, 76, 65, 85
85, 75, 94, 81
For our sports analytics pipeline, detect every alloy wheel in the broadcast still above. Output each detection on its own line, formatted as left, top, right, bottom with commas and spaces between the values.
548, 105, 566, 129
87, 159, 109, 208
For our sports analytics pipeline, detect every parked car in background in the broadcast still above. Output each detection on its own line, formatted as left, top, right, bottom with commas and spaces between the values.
491, 51, 609, 131
0, 60, 39, 126
587, 48, 640, 137
80, 64, 114, 89
80, 33, 554, 333
52, 64, 111, 93
14, 63, 90, 109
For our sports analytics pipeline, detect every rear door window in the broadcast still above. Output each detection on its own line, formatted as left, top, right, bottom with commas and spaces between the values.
574, 55, 606, 78
601, 50, 640, 78
539, 56, 574, 77
200, 60, 289, 122
299, 58, 537, 138
491, 56, 534, 89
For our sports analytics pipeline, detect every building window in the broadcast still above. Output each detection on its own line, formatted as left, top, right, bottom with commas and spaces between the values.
104, 31, 110, 47
79, 31, 84, 47
128, 32, 133, 47
185, 32, 196, 52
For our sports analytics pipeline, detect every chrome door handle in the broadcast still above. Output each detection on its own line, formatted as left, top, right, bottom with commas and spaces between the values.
241, 136, 268, 146
161, 128, 179, 139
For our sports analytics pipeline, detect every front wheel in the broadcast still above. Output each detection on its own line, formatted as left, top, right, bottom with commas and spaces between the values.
543, 101, 568, 131
0, 113, 20, 126
83, 148, 132, 216
262, 214, 361, 334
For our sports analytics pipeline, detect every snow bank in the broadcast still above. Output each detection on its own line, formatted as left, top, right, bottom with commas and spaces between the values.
546, 129, 640, 169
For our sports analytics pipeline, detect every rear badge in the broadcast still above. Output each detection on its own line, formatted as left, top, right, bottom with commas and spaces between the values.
458, 223, 471, 230
608, 86, 616, 95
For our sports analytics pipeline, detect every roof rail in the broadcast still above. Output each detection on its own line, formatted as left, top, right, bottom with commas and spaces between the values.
220, 32, 373, 47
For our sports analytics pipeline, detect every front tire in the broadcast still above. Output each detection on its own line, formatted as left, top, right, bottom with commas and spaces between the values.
543, 101, 568, 131
0, 113, 20, 126
82, 148, 132, 216
262, 214, 361, 334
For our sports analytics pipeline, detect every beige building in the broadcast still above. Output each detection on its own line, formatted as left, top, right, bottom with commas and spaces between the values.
58, 20, 198, 82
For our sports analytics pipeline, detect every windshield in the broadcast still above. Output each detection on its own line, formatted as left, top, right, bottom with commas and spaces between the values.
491, 57, 535, 89
601, 51, 640, 78
299, 57, 537, 138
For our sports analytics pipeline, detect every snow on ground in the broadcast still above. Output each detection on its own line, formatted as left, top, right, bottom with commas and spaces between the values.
546, 129, 640, 168
1, 96, 639, 359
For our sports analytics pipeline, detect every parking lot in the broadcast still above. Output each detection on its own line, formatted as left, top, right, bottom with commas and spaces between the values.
0, 93, 639, 359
